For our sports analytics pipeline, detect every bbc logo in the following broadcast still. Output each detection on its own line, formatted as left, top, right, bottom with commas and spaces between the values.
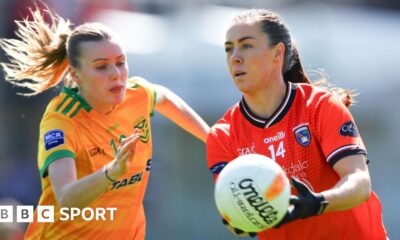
0, 206, 54, 223
1, 205, 117, 222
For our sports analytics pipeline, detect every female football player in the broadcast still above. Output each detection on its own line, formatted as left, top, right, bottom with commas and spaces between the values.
0, 6, 209, 240
206, 9, 387, 239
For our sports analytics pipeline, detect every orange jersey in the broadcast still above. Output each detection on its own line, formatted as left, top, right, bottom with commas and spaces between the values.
25, 77, 155, 240
207, 82, 387, 240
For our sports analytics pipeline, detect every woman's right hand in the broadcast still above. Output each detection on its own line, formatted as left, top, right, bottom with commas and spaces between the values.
106, 130, 141, 181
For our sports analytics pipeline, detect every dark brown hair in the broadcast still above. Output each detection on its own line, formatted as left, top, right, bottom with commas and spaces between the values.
234, 9, 354, 107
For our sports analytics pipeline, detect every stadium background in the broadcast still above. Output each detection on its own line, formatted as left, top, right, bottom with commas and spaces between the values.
0, 0, 399, 239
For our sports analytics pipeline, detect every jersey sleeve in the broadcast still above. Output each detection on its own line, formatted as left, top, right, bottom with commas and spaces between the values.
128, 77, 156, 117
206, 122, 237, 179
316, 94, 367, 167
38, 112, 79, 178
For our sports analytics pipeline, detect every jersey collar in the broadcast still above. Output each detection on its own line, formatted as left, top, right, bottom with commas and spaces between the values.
61, 86, 92, 112
239, 82, 296, 128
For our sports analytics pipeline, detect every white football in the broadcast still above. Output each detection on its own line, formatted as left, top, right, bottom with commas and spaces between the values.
214, 154, 290, 232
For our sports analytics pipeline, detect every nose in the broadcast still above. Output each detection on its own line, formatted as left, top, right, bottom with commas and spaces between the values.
230, 49, 243, 65
109, 65, 120, 81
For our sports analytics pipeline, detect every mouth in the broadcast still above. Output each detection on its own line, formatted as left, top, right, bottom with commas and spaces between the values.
109, 85, 124, 94
234, 71, 246, 77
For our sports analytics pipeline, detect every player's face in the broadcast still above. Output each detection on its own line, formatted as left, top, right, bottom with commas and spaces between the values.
72, 39, 128, 113
225, 21, 278, 94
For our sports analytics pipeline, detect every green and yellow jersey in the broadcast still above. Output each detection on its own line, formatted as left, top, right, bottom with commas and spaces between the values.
25, 77, 155, 240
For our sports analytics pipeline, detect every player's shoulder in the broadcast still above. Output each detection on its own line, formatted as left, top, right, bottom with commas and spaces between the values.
41, 104, 73, 128
127, 76, 153, 90
43, 87, 90, 120
295, 83, 330, 100
294, 83, 350, 120
295, 83, 340, 108
125, 76, 155, 105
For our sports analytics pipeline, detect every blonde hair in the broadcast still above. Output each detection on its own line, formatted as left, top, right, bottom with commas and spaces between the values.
0, 5, 115, 96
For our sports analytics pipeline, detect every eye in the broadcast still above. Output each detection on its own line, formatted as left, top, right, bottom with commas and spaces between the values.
242, 43, 252, 49
96, 65, 107, 70
116, 61, 125, 67
225, 46, 233, 53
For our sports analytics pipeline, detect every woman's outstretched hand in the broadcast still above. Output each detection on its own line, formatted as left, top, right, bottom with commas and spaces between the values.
106, 129, 141, 181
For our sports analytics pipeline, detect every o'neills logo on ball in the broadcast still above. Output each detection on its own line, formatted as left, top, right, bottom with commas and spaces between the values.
238, 179, 278, 225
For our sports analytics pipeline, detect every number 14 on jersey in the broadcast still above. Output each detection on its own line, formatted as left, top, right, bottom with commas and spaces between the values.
267, 141, 286, 161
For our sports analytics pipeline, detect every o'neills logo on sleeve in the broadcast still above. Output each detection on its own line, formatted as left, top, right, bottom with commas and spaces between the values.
340, 121, 359, 137
229, 178, 278, 228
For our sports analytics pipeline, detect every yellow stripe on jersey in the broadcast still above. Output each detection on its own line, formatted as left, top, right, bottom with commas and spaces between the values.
69, 104, 82, 118
56, 96, 73, 113
55, 94, 70, 112
53, 87, 93, 119
61, 97, 78, 115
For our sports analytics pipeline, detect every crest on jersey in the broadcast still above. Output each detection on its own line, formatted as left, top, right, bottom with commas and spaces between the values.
294, 126, 311, 147
133, 117, 150, 143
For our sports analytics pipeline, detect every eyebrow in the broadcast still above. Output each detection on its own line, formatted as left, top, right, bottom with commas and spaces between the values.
92, 55, 125, 63
225, 36, 255, 45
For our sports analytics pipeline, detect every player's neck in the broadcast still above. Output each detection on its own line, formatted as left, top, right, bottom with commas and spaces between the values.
79, 91, 116, 115
243, 79, 287, 119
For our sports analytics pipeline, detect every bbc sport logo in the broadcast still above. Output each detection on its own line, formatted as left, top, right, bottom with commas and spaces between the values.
0, 205, 117, 222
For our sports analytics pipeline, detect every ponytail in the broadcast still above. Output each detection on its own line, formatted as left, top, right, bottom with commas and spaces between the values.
283, 47, 310, 84
0, 6, 72, 96
285, 46, 355, 107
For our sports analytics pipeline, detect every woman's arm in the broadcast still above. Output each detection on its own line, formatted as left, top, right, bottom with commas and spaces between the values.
321, 154, 371, 212
276, 154, 371, 226
153, 84, 210, 142
49, 133, 139, 209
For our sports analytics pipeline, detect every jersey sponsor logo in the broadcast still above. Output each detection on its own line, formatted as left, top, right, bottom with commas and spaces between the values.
111, 171, 144, 190
146, 159, 152, 171
209, 162, 228, 174
263, 131, 285, 144
294, 126, 311, 147
133, 117, 150, 143
44, 130, 65, 151
237, 143, 256, 156
282, 160, 309, 179
340, 121, 359, 137
89, 147, 106, 157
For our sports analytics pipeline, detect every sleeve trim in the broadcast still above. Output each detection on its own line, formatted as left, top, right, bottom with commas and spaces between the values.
328, 148, 367, 167
40, 150, 76, 178
327, 144, 364, 162
150, 89, 157, 117
209, 162, 229, 175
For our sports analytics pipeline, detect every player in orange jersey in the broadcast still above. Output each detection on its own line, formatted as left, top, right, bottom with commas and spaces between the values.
207, 9, 387, 239
0, 5, 209, 240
